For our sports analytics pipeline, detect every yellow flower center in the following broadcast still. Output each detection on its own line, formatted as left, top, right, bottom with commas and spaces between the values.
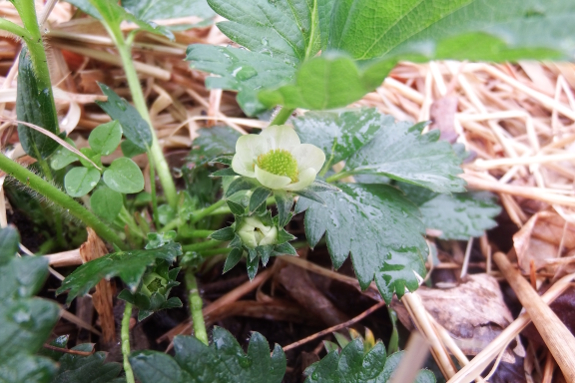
256, 149, 299, 182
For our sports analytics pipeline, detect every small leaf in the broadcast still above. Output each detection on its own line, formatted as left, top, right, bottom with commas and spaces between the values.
296, 183, 427, 302
293, 108, 387, 164
186, 45, 296, 116
120, 139, 147, 158
57, 242, 182, 304
88, 120, 123, 155
227, 200, 246, 216
273, 190, 293, 227
223, 247, 243, 273
225, 177, 259, 197
304, 338, 435, 383
96, 84, 152, 150
210, 226, 235, 241
345, 121, 465, 193
64, 167, 101, 197
103, 157, 145, 194
51, 345, 123, 383
130, 328, 285, 383
50, 138, 79, 170
90, 186, 123, 223
249, 187, 271, 213
79, 147, 103, 169
16, 47, 60, 160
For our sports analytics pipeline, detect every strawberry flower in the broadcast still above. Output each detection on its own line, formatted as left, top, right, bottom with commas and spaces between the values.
232, 125, 325, 191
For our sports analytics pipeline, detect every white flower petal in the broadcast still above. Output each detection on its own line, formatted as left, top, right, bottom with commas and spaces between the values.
260, 125, 300, 151
259, 226, 278, 246
232, 134, 268, 177
231, 154, 255, 177
291, 144, 326, 172
255, 165, 291, 190
284, 168, 316, 191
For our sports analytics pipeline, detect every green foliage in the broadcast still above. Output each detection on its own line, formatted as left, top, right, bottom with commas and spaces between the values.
103, 157, 145, 194
401, 184, 501, 240
50, 139, 79, 170
57, 242, 182, 304
64, 167, 101, 197
296, 183, 427, 303
122, 0, 214, 21
90, 186, 123, 223
305, 338, 435, 383
96, 84, 152, 150
190, 126, 241, 165
16, 47, 60, 160
0, 227, 60, 383
129, 327, 285, 383
344, 121, 465, 193
89, 121, 123, 156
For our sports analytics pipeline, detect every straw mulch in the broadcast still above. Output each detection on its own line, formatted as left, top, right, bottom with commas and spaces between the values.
2, 1, 575, 382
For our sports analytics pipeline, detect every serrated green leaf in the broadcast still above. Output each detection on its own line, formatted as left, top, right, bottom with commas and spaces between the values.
16, 47, 60, 160
57, 242, 182, 304
344, 121, 465, 194
122, 0, 214, 21
293, 108, 387, 165
401, 184, 501, 240
296, 184, 427, 302
0, 227, 59, 383
89, 121, 122, 156
90, 186, 124, 223
130, 327, 285, 383
64, 167, 101, 197
208, 0, 321, 63
50, 139, 79, 170
65, 0, 173, 39
189, 126, 241, 165
187, 45, 296, 115
51, 344, 124, 383
273, 190, 293, 227
96, 84, 152, 150
103, 157, 145, 194
305, 338, 435, 383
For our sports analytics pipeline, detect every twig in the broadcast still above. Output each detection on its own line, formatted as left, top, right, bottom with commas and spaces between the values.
282, 300, 386, 352
389, 332, 430, 383
42, 343, 94, 356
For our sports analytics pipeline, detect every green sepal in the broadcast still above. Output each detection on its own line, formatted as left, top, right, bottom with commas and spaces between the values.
273, 190, 294, 227
249, 187, 271, 213
210, 226, 236, 241
223, 247, 243, 273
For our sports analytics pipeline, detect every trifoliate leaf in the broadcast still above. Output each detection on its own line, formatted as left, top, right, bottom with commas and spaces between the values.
186, 45, 296, 116
304, 338, 435, 383
50, 344, 124, 383
96, 84, 152, 150
296, 184, 427, 303
208, 0, 321, 63
0, 227, 59, 383
130, 327, 285, 383
57, 242, 182, 304
293, 108, 389, 165
345, 121, 465, 194
401, 184, 501, 240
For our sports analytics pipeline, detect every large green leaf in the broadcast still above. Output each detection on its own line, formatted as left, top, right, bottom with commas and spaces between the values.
187, 45, 296, 116
16, 47, 60, 160
304, 338, 435, 383
130, 327, 285, 383
208, 0, 321, 63
0, 227, 60, 383
50, 343, 124, 383
65, 0, 173, 38
344, 121, 465, 194
401, 184, 501, 240
56, 242, 182, 304
295, 183, 427, 303
122, 0, 214, 20
96, 84, 152, 150
293, 108, 389, 165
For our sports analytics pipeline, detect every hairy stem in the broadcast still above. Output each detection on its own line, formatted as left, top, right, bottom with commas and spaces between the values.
190, 199, 227, 224
182, 239, 222, 252
185, 269, 208, 345
0, 153, 126, 249
121, 302, 136, 383
0, 18, 32, 40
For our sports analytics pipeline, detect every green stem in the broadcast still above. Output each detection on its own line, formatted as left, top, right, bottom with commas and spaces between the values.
0, 153, 126, 249
325, 171, 353, 183
148, 157, 160, 230
0, 18, 33, 40
118, 206, 146, 240
108, 26, 177, 209
190, 199, 227, 224
182, 230, 214, 239
182, 239, 222, 252
199, 247, 233, 257
121, 302, 136, 383
270, 107, 295, 126
185, 269, 208, 345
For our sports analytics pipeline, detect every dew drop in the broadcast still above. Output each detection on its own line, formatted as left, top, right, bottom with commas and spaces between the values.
115, 101, 127, 111
261, 37, 269, 46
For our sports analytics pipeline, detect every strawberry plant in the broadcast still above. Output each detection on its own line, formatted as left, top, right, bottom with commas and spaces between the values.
0, 0, 574, 382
